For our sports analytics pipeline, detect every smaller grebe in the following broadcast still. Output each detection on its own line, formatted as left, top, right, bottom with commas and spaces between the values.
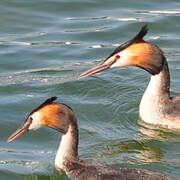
7, 97, 172, 180
80, 25, 180, 131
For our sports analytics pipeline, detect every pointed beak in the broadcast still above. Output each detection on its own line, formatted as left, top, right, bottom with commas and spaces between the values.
7, 119, 31, 143
79, 58, 116, 78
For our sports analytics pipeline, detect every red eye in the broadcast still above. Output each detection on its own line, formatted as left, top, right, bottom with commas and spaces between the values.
115, 55, 120, 60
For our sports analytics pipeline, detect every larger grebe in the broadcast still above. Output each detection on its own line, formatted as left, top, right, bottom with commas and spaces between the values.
7, 97, 172, 180
80, 25, 180, 131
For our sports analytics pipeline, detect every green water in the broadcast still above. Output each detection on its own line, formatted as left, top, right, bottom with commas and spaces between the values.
0, 0, 180, 179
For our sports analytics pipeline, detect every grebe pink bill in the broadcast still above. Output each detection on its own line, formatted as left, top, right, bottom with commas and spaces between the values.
80, 25, 180, 131
7, 97, 172, 180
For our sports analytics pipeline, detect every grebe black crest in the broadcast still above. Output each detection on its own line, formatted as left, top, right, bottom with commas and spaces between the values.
80, 25, 180, 131
7, 97, 173, 180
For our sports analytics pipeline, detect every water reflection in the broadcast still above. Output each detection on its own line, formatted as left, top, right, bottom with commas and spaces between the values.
97, 120, 180, 165
18, 170, 69, 180
23, 171, 69, 180
97, 139, 163, 163
138, 119, 180, 141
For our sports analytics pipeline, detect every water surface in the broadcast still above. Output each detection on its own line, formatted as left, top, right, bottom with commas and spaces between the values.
0, 0, 180, 179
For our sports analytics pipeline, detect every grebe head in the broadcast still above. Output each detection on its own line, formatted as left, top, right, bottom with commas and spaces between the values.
80, 25, 164, 78
7, 97, 75, 143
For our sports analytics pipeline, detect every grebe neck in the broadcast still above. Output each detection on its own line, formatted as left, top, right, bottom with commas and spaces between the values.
139, 57, 171, 124
142, 57, 170, 100
55, 118, 79, 170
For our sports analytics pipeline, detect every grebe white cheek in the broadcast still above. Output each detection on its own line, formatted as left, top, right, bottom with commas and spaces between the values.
7, 97, 173, 180
80, 25, 180, 131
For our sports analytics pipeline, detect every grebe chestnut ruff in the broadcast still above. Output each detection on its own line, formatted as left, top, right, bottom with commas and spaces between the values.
7, 97, 172, 180
80, 25, 180, 131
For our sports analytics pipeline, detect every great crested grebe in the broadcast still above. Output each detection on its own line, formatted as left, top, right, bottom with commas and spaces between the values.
7, 97, 172, 180
80, 25, 180, 131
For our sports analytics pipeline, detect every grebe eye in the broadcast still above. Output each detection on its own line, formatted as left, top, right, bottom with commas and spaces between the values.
115, 55, 120, 60
29, 117, 33, 121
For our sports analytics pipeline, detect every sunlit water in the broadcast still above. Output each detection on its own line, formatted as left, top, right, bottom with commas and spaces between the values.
0, 0, 180, 179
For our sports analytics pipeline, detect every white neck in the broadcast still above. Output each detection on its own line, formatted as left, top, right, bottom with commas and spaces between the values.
142, 73, 166, 97
55, 123, 78, 170
139, 62, 170, 124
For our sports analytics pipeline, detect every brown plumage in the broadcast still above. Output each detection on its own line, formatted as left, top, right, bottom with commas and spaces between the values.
7, 97, 173, 180
79, 25, 180, 130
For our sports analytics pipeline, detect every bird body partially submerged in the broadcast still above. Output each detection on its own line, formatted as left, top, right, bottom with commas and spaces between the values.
80, 25, 180, 130
7, 97, 172, 180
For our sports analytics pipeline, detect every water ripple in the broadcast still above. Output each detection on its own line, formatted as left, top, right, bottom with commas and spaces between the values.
0, 41, 79, 46
66, 16, 109, 21
65, 26, 109, 33
135, 10, 180, 15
